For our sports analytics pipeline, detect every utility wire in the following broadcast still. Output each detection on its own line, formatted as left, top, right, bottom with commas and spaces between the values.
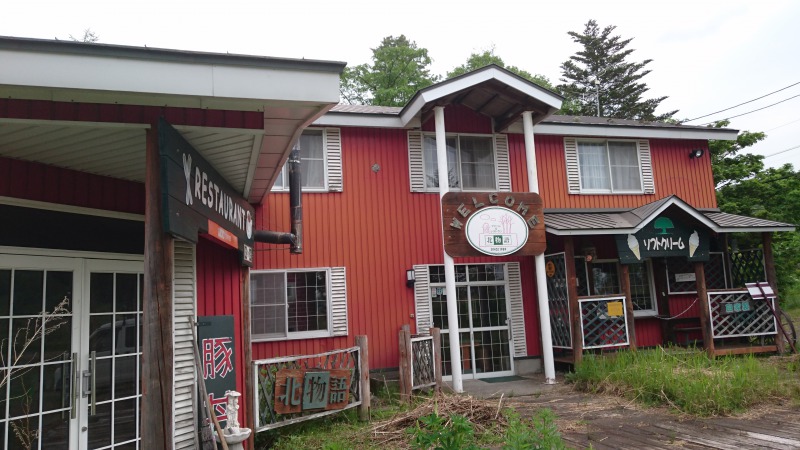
698, 93, 800, 126
764, 144, 800, 159
766, 117, 800, 132
684, 81, 800, 122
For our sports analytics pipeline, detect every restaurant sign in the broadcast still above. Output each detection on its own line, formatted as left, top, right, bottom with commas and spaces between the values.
159, 119, 254, 266
615, 215, 709, 264
442, 192, 546, 257
274, 369, 351, 414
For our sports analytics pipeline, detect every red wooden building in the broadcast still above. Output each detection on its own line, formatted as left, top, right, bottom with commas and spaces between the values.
0, 37, 794, 449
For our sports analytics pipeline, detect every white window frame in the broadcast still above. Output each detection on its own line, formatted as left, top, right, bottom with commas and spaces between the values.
421, 132, 498, 192
250, 267, 332, 342
576, 138, 645, 194
577, 257, 658, 317
628, 260, 659, 317
272, 128, 329, 193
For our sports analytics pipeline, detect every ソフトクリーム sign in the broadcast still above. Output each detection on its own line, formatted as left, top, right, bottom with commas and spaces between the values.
159, 119, 255, 266
442, 192, 545, 257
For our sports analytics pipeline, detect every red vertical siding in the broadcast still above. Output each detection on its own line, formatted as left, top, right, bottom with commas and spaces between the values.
0, 156, 145, 214
509, 134, 717, 209
634, 318, 663, 347
196, 238, 250, 430
252, 127, 543, 369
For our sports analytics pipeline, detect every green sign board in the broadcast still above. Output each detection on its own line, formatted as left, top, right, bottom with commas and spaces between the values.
615, 216, 709, 264
197, 315, 237, 427
159, 119, 254, 266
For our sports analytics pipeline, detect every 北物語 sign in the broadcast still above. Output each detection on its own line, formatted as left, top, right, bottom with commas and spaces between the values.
159, 119, 254, 266
442, 192, 546, 257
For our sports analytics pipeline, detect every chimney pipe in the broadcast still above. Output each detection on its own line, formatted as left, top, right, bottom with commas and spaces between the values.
252, 145, 303, 253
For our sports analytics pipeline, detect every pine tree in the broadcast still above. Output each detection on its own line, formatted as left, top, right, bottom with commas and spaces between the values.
558, 20, 677, 121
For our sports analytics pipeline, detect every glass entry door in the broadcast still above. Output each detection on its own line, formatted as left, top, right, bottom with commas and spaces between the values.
431, 264, 514, 379
0, 254, 143, 450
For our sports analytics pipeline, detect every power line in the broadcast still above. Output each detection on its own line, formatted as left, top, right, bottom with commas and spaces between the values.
766, 117, 800, 132
698, 93, 800, 126
684, 80, 800, 122
764, 144, 800, 159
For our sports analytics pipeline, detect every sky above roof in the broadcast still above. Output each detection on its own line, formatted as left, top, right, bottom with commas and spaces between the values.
4, 0, 798, 169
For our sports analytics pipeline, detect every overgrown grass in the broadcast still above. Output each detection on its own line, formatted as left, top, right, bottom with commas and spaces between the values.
567, 347, 798, 417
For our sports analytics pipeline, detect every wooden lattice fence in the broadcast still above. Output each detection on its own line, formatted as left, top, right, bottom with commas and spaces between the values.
579, 296, 630, 350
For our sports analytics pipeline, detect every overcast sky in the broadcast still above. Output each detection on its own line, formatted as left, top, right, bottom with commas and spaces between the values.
4, 0, 799, 169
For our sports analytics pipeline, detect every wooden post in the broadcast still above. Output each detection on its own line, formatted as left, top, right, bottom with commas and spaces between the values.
398, 326, 412, 402
694, 262, 715, 357
356, 335, 370, 421
141, 125, 174, 449
564, 237, 583, 364
241, 267, 255, 448
430, 327, 443, 393
762, 232, 785, 353
619, 264, 637, 351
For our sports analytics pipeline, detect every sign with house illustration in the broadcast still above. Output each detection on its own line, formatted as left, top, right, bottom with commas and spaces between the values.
615, 216, 710, 264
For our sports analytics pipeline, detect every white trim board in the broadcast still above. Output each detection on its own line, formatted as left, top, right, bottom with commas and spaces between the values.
0, 196, 144, 221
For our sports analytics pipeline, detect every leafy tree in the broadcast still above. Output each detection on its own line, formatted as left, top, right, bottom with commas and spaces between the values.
69, 28, 99, 43
558, 20, 677, 121
717, 164, 800, 291
340, 35, 438, 106
446, 47, 554, 90
707, 120, 766, 188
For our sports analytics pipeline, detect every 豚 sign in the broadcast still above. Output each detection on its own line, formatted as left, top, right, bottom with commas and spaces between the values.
159, 119, 255, 266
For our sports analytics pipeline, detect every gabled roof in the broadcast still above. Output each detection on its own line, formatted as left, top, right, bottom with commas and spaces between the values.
544, 195, 795, 235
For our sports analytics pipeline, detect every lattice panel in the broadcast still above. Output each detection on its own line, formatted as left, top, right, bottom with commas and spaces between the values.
410, 336, 436, 389
580, 297, 629, 349
254, 347, 361, 431
709, 291, 777, 339
545, 253, 572, 349
730, 249, 766, 288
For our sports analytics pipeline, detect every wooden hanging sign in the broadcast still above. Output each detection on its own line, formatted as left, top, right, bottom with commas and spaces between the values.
442, 192, 546, 257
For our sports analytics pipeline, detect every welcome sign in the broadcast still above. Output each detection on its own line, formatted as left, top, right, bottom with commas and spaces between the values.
159, 119, 255, 266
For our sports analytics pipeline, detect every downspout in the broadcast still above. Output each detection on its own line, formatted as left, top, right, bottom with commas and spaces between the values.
253, 147, 303, 253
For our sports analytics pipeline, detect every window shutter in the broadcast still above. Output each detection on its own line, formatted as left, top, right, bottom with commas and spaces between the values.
325, 128, 343, 192
638, 139, 655, 194
564, 137, 581, 194
413, 265, 432, 336
506, 262, 527, 358
494, 134, 511, 192
408, 131, 425, 192
172, 240, 198, 450
330, 267, 348, 336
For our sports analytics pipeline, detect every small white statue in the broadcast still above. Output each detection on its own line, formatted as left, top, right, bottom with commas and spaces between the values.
224, 390, 241, 433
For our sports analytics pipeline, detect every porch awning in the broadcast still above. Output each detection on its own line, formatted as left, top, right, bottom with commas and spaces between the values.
545, 195, 795, 235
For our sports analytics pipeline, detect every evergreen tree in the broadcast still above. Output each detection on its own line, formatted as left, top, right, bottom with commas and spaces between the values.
558, 20, 677, 121
446, 47, 554, 90
340, 35, 438, 106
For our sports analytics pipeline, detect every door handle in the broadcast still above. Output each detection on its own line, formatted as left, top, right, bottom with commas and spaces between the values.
82, 351, 97, 416
71, 352, 79, 420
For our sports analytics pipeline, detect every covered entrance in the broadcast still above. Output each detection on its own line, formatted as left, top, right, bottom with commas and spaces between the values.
0, 252, 143, 449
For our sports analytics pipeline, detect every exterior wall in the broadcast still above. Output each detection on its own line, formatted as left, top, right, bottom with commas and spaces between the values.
195, 237, 250, 430
0, 156, 145, 214
252, 106, 720, 370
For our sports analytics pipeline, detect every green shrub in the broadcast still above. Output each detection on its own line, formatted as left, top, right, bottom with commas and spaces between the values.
503, 409, 566, 450
411, 413, 481, 450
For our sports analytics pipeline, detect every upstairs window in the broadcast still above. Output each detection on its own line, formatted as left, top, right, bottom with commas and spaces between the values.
272, 128, 343, 192
564, 138, 654, 195
422, 134, 497, 190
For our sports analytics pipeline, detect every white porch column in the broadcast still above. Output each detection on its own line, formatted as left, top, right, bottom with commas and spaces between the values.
435, 106, 464, 393
523, 111, 556, 384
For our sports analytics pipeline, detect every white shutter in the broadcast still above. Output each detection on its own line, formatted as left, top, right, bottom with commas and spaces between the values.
408, 131, 426, 192
330, 267, 348, 336
494, 134, 511, 192
638, 139, 655, 194
413, 265, 432, 336
325, 128, 343, 192
172, 240, 198, 450
564, 137, 581, 194
506, 262, 527, 358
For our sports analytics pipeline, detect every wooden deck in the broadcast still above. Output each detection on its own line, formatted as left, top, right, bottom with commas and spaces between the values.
511, 385, 800, 449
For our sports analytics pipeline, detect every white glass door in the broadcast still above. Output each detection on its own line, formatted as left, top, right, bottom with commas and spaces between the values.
0, 254, 142, 450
